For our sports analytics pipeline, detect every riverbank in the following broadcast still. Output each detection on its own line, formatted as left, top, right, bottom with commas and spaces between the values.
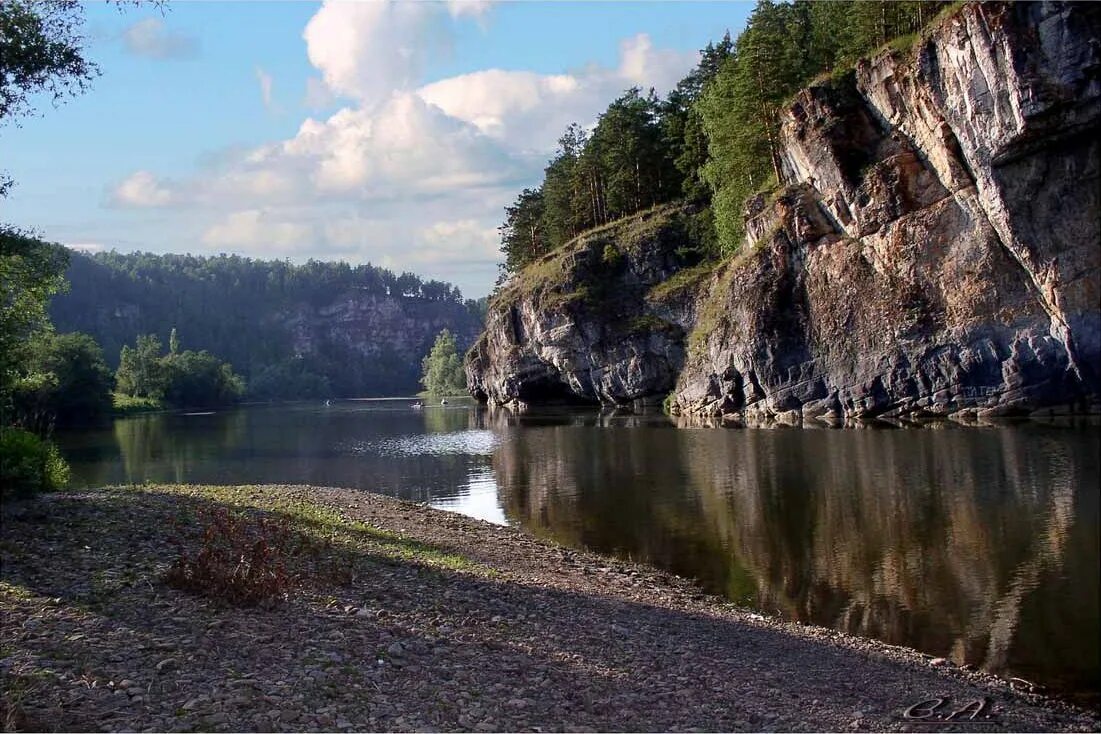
111, 393, 165, 417
1, 484, 1096, 732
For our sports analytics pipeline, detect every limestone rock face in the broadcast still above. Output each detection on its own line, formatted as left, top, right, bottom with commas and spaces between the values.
282, 291, 481, 373
469, 1, 1101, 423
467, 206, 703, 409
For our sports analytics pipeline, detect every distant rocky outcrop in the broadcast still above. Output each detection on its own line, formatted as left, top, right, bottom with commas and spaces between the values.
468, 1, 1101, 425
281, 291, 481, 384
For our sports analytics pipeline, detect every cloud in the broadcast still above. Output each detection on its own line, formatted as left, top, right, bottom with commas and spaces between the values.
415, 219, 500, 265
446, 0, 493, 20
303, 1, 444, 105
122, 18, 198, 60
616, 34, 696, 90
111, 92, 524, 211
303, 76, 335, 111
416, 34, 697, 151
201, 209, 316, 253
108, 3, 701, 296
255, 66, 276, 113
110, 170, 176, 207
198, 207, 502, 273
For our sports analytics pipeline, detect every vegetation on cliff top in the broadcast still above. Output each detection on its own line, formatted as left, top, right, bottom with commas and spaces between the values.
495, 0, 951, 285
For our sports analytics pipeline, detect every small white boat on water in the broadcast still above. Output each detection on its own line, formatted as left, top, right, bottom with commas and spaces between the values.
440, 398, 449, 405
412, 402, 423, 410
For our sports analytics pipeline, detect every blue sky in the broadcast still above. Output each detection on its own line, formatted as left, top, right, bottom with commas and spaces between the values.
2, 1, 751, 298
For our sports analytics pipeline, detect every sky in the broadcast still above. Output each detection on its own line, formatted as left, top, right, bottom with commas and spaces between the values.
1, 1, 752, 299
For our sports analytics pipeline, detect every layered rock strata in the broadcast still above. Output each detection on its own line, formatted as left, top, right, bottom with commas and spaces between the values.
470, 1, 1101, 424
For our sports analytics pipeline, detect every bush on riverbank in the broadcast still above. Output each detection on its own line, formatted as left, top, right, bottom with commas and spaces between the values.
165, 507, 297, 606
10, 332, 115, 431
0, 427, 69, 498
164, 503, 358, 606
111, 392, 163, 415
116, 331, 245, 409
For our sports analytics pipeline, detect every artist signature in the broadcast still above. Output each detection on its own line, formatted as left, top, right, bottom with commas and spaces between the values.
900, 697, 999, 725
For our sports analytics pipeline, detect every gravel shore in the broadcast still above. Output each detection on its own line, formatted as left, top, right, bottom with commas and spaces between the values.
1, 484, 1097, 732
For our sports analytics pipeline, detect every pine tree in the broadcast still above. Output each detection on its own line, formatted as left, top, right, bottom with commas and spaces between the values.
498, 187, 546, 278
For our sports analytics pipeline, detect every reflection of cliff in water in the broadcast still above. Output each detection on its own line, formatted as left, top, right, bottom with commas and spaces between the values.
492, 412, 1099, 698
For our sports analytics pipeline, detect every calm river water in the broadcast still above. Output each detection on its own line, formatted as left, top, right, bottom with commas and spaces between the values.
54, 400, 1100, 702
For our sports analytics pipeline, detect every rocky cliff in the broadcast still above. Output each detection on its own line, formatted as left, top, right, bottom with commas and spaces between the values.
466, 205, 710, 409
469, 1, 1101, 424
281, 291, 481, 391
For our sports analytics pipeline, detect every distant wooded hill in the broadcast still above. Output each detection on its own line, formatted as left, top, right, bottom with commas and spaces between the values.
50, 251, 485, 399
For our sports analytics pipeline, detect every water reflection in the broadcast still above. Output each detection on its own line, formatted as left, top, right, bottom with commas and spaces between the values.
489, 411, 1099, 701
52, 402, 1098, 700
56, 401, 495, 509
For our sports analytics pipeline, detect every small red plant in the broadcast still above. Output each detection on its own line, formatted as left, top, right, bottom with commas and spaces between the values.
165, 507, 296, 606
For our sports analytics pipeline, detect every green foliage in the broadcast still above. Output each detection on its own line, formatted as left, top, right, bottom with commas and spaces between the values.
499, 88, 688, 278
601, 242, 624, 269
0, 0, 102, 193
0, 227, 69, 410
50, 250, 477, 398
647, 259, 719, 304
115, 334, 166, 400
420, 329, 466, 396
0, 0, 98, 125
498, 187, 547, 281
247, 357, 332, 401
464, 295, 489, 322
10, 331, 114, 430
662, 33, 735, 202
161, 350, 245, 408
699, 0, 946, 253
111, 392, 162, 415
0, 426, 69, 498
115, 332, 244, 408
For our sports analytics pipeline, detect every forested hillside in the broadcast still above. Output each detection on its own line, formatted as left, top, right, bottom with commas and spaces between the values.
497, 0, 950, 277
51, 251, 484, 398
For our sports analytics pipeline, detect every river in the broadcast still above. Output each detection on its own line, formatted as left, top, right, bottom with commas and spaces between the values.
53, 400, 1100, 703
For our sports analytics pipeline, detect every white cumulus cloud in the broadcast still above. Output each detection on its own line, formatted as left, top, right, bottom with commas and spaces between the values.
202, 209, 315, 252
107, 2, 701, 296
110, 170, 176, 207
416, 219, 500, 264
303, 1, 445, 105
417, 34, 697, 152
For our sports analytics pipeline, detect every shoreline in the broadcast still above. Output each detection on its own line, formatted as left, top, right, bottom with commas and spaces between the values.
2, 484, 1097, 732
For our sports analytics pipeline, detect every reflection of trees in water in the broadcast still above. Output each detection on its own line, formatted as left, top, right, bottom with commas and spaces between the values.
493, 416, 1099, 696
421, 406, 474, 434
115, 411, 249, 483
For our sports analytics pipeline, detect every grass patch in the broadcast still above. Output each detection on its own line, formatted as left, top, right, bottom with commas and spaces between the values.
1, 669, 58, 731
154, 485, 491, 580
112, 392, 163, 416
886, 32, 920, 57
647, 261, 719, 303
